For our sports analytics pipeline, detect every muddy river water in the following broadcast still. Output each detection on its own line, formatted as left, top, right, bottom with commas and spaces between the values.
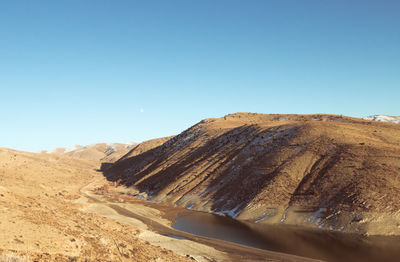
173, 212, 400, 262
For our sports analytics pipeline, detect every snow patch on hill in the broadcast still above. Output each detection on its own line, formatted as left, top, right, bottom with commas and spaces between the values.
105, 143, 117, 156
363, 115, 400, 124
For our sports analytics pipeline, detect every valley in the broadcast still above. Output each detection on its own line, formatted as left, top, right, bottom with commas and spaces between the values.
1, 113, 400, 261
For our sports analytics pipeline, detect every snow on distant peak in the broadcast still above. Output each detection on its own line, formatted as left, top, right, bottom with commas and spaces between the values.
363, 115, 400, 124
125, 142, 137, 149
105, 143, 117, 156
45, 148, 56, 154
64, 145, 81, 153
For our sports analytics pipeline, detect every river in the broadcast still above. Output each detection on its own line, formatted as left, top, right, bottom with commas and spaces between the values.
173, 211, 400, 262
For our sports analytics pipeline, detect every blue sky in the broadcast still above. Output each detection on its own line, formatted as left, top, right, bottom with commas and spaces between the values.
0, 1, 399, 152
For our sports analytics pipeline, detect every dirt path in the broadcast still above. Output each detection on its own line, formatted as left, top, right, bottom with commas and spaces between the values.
78, 176, 319, 262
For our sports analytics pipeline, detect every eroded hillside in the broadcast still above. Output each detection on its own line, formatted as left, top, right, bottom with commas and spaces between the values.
104, 113, 400, 235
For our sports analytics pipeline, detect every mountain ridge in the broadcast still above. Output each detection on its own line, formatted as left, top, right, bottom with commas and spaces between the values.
42, 142, 138, 162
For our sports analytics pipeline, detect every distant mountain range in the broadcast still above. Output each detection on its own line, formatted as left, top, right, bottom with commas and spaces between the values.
42, 142, 138, 162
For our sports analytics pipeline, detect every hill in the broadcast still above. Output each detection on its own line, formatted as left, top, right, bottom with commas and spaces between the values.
115, 137, 174, 162
104, 113, 400, 235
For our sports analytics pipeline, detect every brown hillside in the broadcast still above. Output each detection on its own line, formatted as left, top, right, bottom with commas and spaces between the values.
0, 147, 189, 261
104, 113, 400, 235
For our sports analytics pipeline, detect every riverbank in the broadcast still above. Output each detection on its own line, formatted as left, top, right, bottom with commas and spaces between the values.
83, 176, 318, 262
92, 178, 400, 262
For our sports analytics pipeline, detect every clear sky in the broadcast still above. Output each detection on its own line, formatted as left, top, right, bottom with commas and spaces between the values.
0, 1, 399, 152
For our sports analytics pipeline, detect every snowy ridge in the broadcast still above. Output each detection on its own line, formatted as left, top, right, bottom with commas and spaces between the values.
363, 115, 400, 124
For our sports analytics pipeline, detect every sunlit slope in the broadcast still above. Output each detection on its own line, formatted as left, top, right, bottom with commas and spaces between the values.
105, 113, 400, 235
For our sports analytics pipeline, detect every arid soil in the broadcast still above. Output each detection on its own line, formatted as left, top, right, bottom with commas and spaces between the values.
0, 147, 192, 261
104, 113, 400, 236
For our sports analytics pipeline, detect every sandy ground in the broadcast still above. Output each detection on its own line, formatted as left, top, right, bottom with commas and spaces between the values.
0, 148, 191, 261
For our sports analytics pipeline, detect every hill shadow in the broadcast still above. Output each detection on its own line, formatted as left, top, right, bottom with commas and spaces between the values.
100, 124, 300, 217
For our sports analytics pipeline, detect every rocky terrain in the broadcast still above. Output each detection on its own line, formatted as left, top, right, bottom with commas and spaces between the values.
104, 113, 400, 236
